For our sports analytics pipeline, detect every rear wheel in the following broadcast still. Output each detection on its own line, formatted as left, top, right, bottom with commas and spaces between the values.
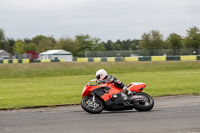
81, 96, 104, 114
133, 92, 154, 111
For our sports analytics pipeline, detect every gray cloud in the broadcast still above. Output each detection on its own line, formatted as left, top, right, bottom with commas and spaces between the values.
0, 0, 200, 41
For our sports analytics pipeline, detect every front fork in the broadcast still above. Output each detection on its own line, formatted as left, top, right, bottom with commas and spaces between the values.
91, 92, 96, 103
90, 93, 100, 109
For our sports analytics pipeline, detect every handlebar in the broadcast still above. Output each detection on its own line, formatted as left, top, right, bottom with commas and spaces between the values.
87, 79, 98, 86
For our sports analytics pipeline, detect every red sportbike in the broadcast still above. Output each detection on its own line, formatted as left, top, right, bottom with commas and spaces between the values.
81, 79, 154, 114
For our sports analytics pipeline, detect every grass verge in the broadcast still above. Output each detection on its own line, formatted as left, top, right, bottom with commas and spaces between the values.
0, 61, 200, 78
0, 61, 200, 110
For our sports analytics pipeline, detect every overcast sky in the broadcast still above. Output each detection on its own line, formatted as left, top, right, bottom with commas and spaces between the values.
1, 0, 200, 41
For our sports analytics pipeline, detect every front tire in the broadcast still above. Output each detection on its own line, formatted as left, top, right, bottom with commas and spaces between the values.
133, 92, 154, 111
81, 96, 104, 114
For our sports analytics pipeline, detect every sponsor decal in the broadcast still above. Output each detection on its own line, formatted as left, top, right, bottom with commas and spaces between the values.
117, 80, 122, 84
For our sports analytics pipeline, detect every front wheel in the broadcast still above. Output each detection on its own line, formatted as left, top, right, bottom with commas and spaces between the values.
81, 96, 104, 114
133, 92, 154, 111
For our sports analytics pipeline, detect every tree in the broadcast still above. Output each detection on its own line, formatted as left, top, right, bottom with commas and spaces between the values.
32, 35, 48, 44
104, 40, 113, 51
113, 39, 121, 50
151, 30, 164, 49
37, 38, 55, 53
0, 28, 5, 41
32, 35, 55, 45
24, 38, 32, 44
139, 30, 164, 55
4, 40, 12, 53
139, 33, 151, 49
54, 37, 79, 56
94, 42, 105, 51
139, 30, 164, 54
165, 33, 183, 49
183, 26, 200, 48
0, 28, 5, 49
25, 43, 37, 52
115, 40, 121, 46
13, 40, 26, 54
122, 39, 131, 50
165, 33, 183, 55
1, 38, 15, 53
75, 34, 97, 56
130, 39, 140, 50
0, 29, 15, 54
130, 42, 137, 50
75, 34, 94, 50
90, 38, 105, 51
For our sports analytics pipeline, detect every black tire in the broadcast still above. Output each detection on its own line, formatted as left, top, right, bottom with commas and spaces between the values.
133, 92, 154, 111
81, 96, 104, 114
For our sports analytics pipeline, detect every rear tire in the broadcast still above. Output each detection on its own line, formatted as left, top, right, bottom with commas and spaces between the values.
81, 96, 104, 114
133, 92, 154, 111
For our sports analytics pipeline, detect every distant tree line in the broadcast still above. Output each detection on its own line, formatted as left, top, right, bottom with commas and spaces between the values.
0, 26, 200, 57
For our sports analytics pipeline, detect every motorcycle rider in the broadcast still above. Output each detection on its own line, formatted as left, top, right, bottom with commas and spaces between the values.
96, 69, 133, 95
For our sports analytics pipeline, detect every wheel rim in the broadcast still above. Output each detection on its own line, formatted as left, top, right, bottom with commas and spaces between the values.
84, 98, 102, 110
136, 94, 152, 106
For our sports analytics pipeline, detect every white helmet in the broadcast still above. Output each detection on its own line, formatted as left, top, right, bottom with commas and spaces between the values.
96, 69, 107, 80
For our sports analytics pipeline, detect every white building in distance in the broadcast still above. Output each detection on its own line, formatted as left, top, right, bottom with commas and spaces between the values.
0, 50, 10, 59
39, 50, 73, 62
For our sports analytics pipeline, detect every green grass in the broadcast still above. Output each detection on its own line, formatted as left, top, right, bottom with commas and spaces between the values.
0, 61, 200, 78
0, 61, 200, 110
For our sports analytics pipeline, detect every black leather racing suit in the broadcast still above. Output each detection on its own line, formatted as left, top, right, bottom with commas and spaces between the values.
101, 75, 125, 89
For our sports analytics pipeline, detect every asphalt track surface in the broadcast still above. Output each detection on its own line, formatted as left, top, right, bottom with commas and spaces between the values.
0, 95, 200, 133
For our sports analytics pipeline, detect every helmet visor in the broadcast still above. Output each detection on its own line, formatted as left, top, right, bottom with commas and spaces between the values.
96, 74, 100, 80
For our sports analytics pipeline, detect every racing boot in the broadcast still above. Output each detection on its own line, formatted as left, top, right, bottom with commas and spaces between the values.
123, 86, 133, 96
